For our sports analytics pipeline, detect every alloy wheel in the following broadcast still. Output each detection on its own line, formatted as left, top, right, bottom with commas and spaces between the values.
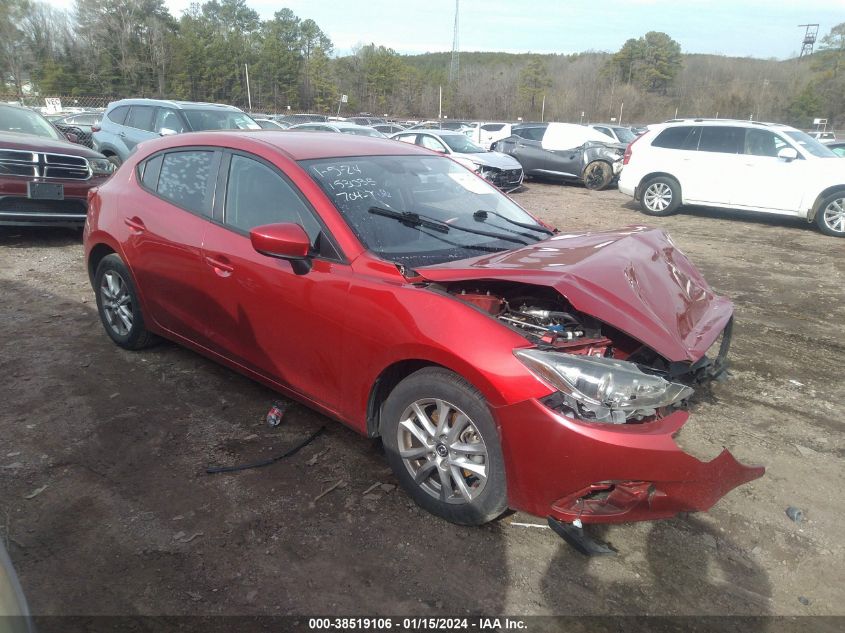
100, 270, 133, 336
643, 182, 673, 212
822, 197, 845, 234
397, 398, 489, 504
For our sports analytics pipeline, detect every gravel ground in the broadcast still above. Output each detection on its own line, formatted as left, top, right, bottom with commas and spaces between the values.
0, 181, 843, 618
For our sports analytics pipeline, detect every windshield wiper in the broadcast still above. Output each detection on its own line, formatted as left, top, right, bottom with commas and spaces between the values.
368, 206, 531, 246
368, 206, 449, 233
474, 210, 554, 235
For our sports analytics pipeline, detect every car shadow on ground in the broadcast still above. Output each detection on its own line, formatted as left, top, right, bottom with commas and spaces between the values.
540, 517, 773, 623
619, 200, 817, 234
0, 226, 83, 248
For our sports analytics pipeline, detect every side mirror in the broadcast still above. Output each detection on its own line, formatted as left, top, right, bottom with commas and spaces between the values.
159, 128, 178, 137
778, 147, 798, 162
250, 223, 312, 267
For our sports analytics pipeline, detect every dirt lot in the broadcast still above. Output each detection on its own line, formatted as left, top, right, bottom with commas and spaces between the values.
1, 182, 843, 618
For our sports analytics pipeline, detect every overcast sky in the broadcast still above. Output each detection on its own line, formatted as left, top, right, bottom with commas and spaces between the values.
46, 0, 845, 59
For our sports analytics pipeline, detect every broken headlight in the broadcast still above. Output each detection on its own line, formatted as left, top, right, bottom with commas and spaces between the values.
515, 349, 693, 424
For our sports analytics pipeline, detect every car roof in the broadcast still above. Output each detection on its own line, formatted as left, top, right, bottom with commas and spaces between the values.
403, 129, 465, 137
136, 130, 432, 161
657, 118, 799, 131
106, 98, 243, 112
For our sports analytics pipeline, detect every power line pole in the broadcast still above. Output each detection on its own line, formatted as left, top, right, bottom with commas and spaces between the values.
798, 24, 819, 58
449, 0, 460, 83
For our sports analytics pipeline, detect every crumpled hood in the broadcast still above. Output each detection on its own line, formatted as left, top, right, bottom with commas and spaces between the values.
454, 150, 522, 170
414, 226, 732, 363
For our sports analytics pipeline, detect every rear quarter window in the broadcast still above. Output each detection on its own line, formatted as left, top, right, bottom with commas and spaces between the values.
651, 126, 700, 150
156, 150, 217, 215
107, 106, 129, 125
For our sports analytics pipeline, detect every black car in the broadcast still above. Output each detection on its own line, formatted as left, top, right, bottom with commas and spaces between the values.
493, 122, 624, 190
48, 112, 101, 148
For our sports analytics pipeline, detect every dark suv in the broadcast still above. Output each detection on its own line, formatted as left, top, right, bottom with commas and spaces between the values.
0, 103, 114, 228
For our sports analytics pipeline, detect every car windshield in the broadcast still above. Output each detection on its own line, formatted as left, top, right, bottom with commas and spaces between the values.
440, 134, 485, 154
785, 130, 836, 158
0, 106, 62, 141
340, 127, 385, 138
183, 109, 260, 131
302, 155, 549, 267
613, 127, 637, 144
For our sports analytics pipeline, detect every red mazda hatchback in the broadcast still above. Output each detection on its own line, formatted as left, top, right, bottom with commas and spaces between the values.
84, 131, 763, 534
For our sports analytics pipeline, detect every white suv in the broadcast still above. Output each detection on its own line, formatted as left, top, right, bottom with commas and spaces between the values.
618, 119, 845, 237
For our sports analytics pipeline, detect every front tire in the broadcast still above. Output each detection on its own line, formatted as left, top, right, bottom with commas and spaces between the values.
640, 176, 681, 216
381, 368, 508, 526
816, 193, 845, 237
583, 160, 614, 190
94, 254, 156, 350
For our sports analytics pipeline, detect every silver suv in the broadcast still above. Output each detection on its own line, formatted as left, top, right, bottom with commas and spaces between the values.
93, 99, 259, 166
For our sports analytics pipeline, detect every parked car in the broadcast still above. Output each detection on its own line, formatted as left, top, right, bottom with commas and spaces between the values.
348, 116, 387, 126
372, 123, 406, 135
391, 129, 524, 192
48, 111, 101, 148
0, 541, 32, 632
589, 123, 637, 145
408, 120, 473, 133
466, 122, 515, 150
494, 122, 624, 190
618, 119, 845, 237
254, 118, 290, 130
0, 103, 114, 227
809, 131, 836, 144
290, 122, 386, 137
93, 99, 260, 167
84, 131, 763, 531
273, 113, 328, 126
826, 141, 845, 157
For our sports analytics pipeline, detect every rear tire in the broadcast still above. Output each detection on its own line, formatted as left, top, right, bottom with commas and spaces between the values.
94, 254, 157, 350
583, 160, 614, 190
816, 192, 845, 237
639, 176, 681, 216
381, 368, 508, 526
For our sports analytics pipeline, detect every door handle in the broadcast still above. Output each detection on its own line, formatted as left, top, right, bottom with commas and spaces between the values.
124, 216, 145, 234
204, 255, 234, 277
118, 131, 126, 138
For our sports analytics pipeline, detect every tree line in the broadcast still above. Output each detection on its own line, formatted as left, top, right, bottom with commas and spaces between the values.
1, 0, 843, 128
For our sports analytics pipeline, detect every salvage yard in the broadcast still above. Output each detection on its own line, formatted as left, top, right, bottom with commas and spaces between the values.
1, 182, 843, 617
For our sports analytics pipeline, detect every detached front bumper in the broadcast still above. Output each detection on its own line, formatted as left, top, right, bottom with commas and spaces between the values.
496, 399, 764, 524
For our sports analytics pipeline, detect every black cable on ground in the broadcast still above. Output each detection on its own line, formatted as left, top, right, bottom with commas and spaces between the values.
205, 426, 325, 475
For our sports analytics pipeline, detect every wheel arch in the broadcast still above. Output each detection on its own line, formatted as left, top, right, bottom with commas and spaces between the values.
808, 185, 845, 223
366, 358, 504, 438
638, 172, 682, 200
87, 242, 117, 286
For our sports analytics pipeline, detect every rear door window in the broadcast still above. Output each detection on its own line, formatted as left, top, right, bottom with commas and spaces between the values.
418, 135, 448, 152
126, 106, 155, 132
156, 150, 217, 215
698, 126, 744, 154
107, 106, 129, 125
515, 127, 545, 141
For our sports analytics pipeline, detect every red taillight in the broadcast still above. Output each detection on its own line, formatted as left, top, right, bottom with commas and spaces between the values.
91, 125, 101, 133
623, 132, 644, 165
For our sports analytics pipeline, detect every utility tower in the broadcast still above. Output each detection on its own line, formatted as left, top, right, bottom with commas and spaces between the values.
798, 24, 819, 58
449, 0, 460, 83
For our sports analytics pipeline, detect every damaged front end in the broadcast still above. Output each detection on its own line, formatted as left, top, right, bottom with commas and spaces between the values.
438, 279, 763, 525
